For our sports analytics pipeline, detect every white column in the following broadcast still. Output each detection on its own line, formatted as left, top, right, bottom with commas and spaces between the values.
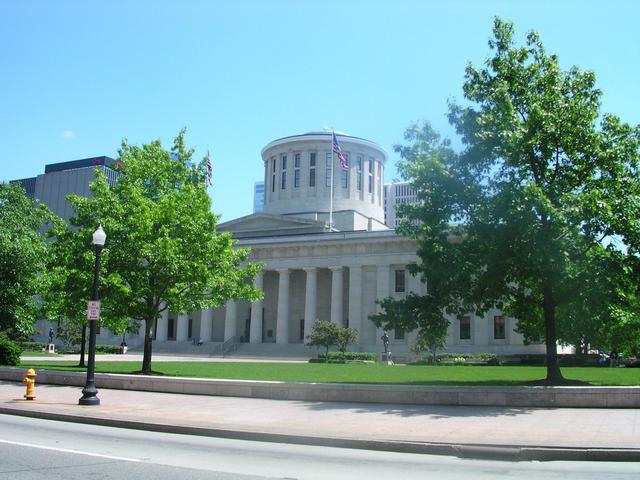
276, 268, 290, 344
176, 314, 189, 342
376, 264, 390, 345
199, 308, 212, 342
348, 265, 363, 335
330, 266, 344, 326
224, 300, 237, 341
250, 273, 264, 344
303, 267, 318, 338
155, 308, 168, 342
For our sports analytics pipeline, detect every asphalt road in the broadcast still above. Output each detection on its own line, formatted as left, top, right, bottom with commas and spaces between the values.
1, 414, 638, 480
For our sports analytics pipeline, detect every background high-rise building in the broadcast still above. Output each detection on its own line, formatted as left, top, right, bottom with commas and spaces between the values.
10, 156, 120, 220
253, 181, 264, 212
384, 181, 418, 228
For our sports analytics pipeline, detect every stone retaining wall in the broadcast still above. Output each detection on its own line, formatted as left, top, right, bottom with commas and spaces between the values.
1, 367, 637, 408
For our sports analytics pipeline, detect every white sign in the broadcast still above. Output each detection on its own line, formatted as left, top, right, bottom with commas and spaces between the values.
87, 300, 101, 321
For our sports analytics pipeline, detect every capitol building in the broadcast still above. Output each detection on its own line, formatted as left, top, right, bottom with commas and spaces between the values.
26, 131, 545, 357
149, 130, 543, 357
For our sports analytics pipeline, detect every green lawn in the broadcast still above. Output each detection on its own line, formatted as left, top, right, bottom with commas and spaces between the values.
12, 361, 640, 386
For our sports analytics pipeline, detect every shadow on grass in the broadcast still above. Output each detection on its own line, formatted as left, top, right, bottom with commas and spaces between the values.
525, 378, 590, 386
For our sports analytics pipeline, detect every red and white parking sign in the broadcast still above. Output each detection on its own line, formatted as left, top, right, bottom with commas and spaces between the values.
87, 301, 101, 321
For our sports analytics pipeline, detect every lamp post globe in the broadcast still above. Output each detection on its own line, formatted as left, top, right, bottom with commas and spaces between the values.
92, 224, 106, 247
79, 224, 106, 406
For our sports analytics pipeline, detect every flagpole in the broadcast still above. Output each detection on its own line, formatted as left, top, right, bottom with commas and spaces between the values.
329, 129, 334, 231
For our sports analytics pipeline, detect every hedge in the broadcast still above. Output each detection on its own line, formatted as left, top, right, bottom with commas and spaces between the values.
17, 341, 47, 351
309, 352, 377, 363
413, 353, 499, 365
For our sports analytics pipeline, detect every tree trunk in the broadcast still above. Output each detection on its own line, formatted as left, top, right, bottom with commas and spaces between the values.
78, 324, 87, 368
141, 318, 153, 374
543, 282, 564, 384
574, 341, 582, 355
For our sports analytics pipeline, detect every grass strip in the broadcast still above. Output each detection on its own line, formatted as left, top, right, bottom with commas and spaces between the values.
12, 361, 640, 386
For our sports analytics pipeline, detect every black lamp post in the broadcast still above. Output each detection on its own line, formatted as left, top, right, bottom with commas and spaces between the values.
79, 225, 106, 406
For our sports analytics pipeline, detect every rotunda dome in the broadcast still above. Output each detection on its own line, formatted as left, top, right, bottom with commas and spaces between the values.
260, 131, 388, 231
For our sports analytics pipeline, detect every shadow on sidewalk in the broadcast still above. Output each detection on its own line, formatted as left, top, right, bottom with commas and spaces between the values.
299, 401, 536, 419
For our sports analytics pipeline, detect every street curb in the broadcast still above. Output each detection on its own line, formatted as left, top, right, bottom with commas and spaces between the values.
1, 405, 638, 462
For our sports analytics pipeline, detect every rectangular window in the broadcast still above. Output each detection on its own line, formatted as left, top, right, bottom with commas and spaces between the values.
394, 329, 405, 340
294, 153, 301, 188
356, 155, 363, 191
341, 154, 349, 188
494, 315, 506, 340
309, 153, 316, 187
326, 153, 332, 187
168, 317, 175, 340
377, 163, 382, 202
394, 269, 405, 293
460, 316, 471, 340
281, 154, 287, 189
271, 157, 276, 193
368, 158, 373, 193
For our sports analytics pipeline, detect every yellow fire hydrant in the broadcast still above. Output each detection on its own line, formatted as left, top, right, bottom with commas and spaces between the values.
22, 368, 36, 400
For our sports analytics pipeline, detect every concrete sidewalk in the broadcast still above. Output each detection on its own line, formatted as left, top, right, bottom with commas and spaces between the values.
1, 380, 638, 462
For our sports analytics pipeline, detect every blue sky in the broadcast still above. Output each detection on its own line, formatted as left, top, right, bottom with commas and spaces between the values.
2, 0, 638, 222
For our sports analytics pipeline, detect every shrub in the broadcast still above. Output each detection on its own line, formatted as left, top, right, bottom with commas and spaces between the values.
0, 339, 22, 366
624, 357, 640, 368
308, 358, 325, 363
306, 320, 359, 358
306, 320, 339, 357
95, 345, 120, 354
411, 352, 499, 365
327, 352, 376, 363
17, 341, 47, 352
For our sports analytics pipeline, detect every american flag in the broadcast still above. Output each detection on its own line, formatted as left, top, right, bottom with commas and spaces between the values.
332, 132, 348, 169
206, 150, 212, 185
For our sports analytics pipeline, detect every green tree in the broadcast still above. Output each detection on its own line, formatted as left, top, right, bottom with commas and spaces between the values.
335, 326, 358, 353
601, 254, 640, 357
371, 293, 449, 364
387, 18, 639, 384
0, 183, 57, 338
65, 130, 262, 374
306, 320, 339, 358
54, 316, 85, 351
44, 221, 133, 366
